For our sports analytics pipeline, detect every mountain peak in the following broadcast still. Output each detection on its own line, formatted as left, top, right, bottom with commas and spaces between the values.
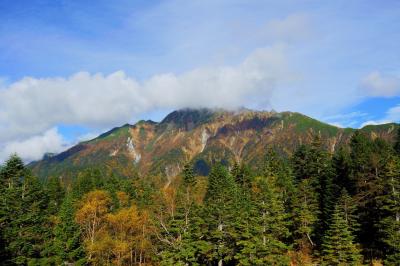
160, 108, 220, 130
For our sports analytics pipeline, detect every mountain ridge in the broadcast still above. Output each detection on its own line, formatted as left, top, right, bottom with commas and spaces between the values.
29, 108, 399, 180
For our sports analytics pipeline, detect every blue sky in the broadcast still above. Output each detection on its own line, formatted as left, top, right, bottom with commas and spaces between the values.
0, 0, 400, 161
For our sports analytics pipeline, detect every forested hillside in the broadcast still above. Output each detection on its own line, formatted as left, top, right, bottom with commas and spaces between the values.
1, 127, 399, 265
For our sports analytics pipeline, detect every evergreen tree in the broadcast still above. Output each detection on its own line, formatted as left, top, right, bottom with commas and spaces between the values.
292, 178, 320, 250
7, 174, 48, 264
292, 139, 334, 245
292, 145, 312, 180
265, 148, 295, 213
332, 147, 353, 195
231, 161, 242, 184
45, 176, 65, 215
182, 162, 197, 231
160, 205, 212, 266
349, 131, 388, 259
53, 193, 86, 264
0, 155, 49, 265
204, 163, 238, 266
321, 204, 362, 265
235, 161, 291, 265
394, 126, 400, 155
310, 136, 335, 236
376, 154, 400, 264
0, 154, 24, 189
231, 161, 252, 189
183, 162, 196, 187
336, 189, 359, 235
72, 168, 105, 199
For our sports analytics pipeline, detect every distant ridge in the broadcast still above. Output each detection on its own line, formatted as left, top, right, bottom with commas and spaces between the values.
29, 108, 399, 180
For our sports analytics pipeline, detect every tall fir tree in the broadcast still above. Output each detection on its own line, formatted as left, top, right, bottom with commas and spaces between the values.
231, 161, 252, 190
0, 155, 49, 265
376, 154, 400, 264
321, 203, 362, 265
394, 126, 400, 155
53, 193, 86, 265
204, 163, 238, 266
183, 162, 196, 187
0, 154, 24, 192
336, 189, 359, 235
235, 155, 291, 265
292, 138, 334, 246
292, 178, 320, 251
332, 147, 353, 195
45, 176, 65, 215
349, 131, 391, 259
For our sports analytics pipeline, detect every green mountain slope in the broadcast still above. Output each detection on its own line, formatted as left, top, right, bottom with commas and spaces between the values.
29, 108, 399, 180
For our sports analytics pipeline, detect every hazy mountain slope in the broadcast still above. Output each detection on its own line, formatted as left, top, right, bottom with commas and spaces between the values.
29, 108, 399, 180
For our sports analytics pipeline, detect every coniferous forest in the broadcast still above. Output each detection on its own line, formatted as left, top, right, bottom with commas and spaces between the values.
1, 129, 399, 266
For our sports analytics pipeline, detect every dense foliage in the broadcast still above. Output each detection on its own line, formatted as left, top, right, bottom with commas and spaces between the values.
0, 130, 399, 265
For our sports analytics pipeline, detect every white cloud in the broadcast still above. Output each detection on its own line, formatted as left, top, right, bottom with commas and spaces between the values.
0, 128, 68, 162
0, 44, 293, 143
386, 105, 400, 121
360, 71, 400, 97
0, 71, 147, 142
0, 44, 298, 162
143, 45, 293, 109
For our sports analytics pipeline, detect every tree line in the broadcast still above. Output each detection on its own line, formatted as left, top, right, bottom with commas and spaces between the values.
0, 129, 399, 265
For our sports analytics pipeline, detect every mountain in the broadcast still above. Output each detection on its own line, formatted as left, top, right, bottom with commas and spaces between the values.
29, 108, 399, 180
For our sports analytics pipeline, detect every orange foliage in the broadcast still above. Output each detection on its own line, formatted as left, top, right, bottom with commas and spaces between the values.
76, 190, 155, 265
75, 190, 112, 245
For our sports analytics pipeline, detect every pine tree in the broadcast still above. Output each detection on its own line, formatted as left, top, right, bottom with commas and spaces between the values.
292, 178, 320, 250
336, 189, 359, 235
182, 162, 197, 234
235, 163, 291, 265
204, 163, 238, 266
292, 139, 334, 245
8, 174, 48, 264
45, 176, 65, 215
349, 131, 389, 259
264, 148, 296, 213
72, 168, 105, 199
183, 162, 196, 187
0, 155, 49, 265
321, 204, 362, 265
231, 161, 242, 184
332, 147, 353, 195
231, 161, 252, 190
0, 154, 24, 189
53, 193, 86, 264
311, 136, 335, 236
292, 145, 312, 180
376, 154, 400, 264
394, 126, 400, 155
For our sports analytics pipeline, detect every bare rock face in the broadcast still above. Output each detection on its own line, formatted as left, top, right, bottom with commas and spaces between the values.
30, 108, 399, 181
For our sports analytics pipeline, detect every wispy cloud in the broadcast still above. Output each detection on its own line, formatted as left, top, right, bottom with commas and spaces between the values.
323, 111, 369, 128
359, 71, 400, 98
